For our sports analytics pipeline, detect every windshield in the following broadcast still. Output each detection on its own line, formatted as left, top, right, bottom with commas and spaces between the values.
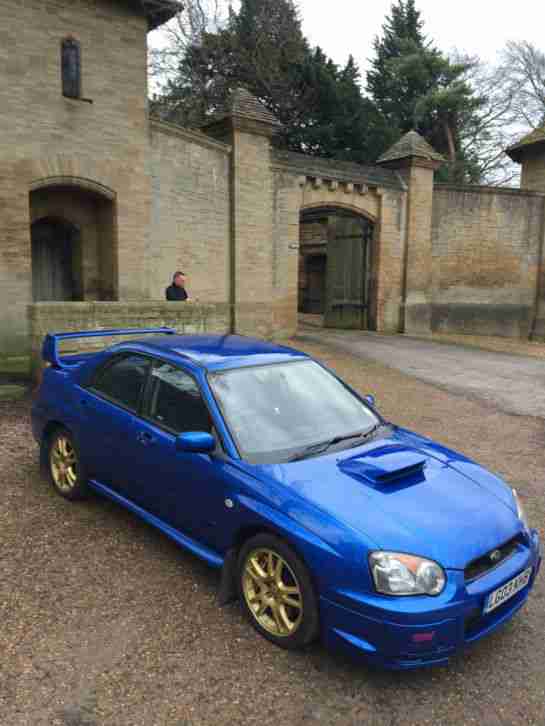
208, 359, 379, 464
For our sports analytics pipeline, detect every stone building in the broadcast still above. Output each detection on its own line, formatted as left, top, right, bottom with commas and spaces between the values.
1, 0, 545, 359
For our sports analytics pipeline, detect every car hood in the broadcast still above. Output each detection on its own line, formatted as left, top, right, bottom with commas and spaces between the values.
248, 428, 520, 569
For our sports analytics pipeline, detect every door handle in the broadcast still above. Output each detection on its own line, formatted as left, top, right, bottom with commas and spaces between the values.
136, 431, 155, 446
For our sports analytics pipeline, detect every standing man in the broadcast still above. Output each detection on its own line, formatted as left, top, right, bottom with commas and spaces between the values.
166, 271, 189, 301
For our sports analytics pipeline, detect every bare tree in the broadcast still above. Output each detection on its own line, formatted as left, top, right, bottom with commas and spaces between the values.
451, 52, 521, 185
499, 40, 545, 129
149, 0, 232, 93
459, 41, 545, 186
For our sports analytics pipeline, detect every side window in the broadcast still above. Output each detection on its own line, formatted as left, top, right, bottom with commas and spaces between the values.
91, 354, 150, 412
61, 37, 81, 99
147, 362, 212, 434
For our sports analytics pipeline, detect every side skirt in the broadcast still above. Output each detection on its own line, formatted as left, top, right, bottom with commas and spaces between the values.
88, 479, 224, 569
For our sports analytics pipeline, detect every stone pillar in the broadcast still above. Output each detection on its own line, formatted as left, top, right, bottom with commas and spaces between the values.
374, 187, 406, 333
271, 169, 301, 337
377, 131, 444, 335
507, 129, 545, 340
507, 128, 545, 192
203, 89, 281, 339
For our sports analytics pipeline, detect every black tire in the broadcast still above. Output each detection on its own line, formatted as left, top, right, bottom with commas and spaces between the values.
237, 533, 319, 650
45, 428, 89, 500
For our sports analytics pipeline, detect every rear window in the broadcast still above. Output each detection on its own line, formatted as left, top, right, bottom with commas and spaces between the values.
90, 354, 150, 412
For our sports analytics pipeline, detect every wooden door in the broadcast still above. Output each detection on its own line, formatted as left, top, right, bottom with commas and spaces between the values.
31, 219, 74, 301
324, 214, 372, 329
305, 255, 326, 314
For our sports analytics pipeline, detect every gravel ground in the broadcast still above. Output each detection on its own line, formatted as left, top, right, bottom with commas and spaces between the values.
1, 341, 544, 726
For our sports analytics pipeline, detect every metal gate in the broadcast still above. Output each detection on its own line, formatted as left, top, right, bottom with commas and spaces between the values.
324, 211, 374, 329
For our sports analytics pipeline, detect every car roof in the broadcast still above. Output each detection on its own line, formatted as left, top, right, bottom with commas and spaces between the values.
120, 334, 309, 371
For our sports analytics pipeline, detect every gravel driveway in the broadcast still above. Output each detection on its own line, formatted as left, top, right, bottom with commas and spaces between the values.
1, 340, 544, 726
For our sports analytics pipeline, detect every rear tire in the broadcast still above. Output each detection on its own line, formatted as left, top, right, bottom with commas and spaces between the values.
237, 533, 319, 650
46, 428, 89, 500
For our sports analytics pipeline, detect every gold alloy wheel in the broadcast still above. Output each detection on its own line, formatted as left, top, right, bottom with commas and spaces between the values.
242, 548, 303, 637
50, 435, 78, 493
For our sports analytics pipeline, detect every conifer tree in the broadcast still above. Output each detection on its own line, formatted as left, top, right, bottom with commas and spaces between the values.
367, 0, 484, 181
152, 0, 391, 164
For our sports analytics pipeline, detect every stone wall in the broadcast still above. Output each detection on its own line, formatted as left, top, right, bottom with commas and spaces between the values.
431, 185, 545, 338
149, 122, 231, 304
28, 301, 231, 379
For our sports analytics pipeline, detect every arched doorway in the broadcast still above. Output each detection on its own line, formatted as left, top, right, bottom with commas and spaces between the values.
29, 183, 116, 302
299, 207, 375, 329
31, 217, 80, 301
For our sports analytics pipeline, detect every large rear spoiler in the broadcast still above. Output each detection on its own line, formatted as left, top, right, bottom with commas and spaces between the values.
42, 328, 176, 369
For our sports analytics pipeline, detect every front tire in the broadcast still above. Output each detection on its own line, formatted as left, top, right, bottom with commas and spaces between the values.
237, 533, 319, 650
46, 429, 88, 500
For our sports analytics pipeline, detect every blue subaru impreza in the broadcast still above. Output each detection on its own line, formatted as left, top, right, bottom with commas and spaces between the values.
31, 329, 541, 668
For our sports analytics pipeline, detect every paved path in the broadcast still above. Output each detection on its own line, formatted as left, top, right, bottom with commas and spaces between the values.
297, 327, 545, 419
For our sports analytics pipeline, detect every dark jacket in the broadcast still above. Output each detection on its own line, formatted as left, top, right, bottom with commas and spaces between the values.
166, 283, 188, 301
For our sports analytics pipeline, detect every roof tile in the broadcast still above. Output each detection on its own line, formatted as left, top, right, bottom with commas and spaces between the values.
377, 130, 444, 164
506, 126, 545, 163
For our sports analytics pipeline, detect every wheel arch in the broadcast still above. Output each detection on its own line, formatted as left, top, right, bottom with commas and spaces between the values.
230, 520, 328, 601
39, 420, 70, 471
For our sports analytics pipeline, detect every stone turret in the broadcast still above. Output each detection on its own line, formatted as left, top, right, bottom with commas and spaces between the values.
378, 131, 444, 335
507, 127, 545, 192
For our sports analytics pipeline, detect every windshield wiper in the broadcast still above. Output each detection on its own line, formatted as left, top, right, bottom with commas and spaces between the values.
289, 424, 381, 462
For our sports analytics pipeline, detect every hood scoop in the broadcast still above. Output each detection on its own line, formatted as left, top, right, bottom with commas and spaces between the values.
338, 443, 427, 486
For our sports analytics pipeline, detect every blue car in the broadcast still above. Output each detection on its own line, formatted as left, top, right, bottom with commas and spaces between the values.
32, 328, 541, 669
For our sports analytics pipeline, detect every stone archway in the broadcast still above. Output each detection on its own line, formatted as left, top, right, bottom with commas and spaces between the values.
29, 183, 117, 302
299, 206, 376, 329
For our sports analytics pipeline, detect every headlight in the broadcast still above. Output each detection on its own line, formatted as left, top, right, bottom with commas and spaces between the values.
512, 489, 529, 530
369, 552, 446, 596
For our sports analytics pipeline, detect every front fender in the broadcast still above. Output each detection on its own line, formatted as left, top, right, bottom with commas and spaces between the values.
234, 493, 365, 595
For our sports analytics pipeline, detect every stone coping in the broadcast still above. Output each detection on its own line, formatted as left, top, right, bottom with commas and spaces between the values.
28, 301, 231, 316
150, 119, 232, 154
434, 183, 545, 197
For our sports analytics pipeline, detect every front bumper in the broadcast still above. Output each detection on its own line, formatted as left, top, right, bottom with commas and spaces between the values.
320, 530, 541, 669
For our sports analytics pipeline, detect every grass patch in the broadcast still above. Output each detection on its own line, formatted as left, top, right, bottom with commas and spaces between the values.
0, 356, 31, 381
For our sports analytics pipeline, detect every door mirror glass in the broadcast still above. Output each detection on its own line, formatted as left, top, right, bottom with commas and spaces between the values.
176, 431, 215, 454
364, 394, 376, 408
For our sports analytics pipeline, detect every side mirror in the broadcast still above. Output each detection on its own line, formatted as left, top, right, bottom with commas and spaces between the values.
176, 431, 216, 454
364, 394, 376, 408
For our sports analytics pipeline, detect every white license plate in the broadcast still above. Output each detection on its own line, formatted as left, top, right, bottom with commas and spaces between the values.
484, 567, 532, 614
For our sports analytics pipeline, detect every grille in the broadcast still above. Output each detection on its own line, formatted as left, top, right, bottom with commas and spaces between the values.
464, 535, 522, 583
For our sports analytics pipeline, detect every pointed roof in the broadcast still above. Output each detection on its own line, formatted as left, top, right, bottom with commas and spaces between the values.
204, 87, 282, 129
377, 130, 445, 165
133, 0, 181, 30
506, 126, 545, 164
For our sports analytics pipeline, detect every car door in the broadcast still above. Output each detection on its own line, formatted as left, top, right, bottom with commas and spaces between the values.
77, 352, 151, 495
129, 358, 234, 548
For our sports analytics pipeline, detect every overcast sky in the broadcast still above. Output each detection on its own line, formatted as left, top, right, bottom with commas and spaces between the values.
149, 0, 543, 79
294, 0, 542, 73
